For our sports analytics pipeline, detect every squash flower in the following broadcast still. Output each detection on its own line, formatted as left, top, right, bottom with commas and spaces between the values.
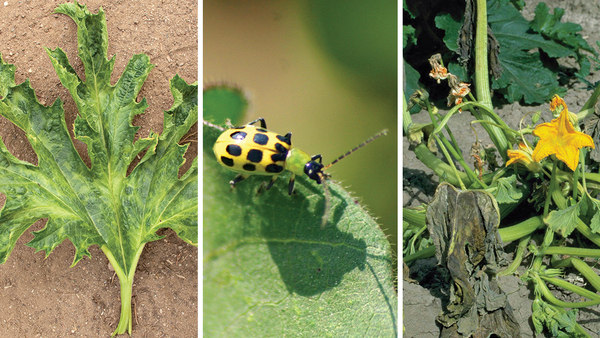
447, 77, 470, 107
531, 95, 594, 171
428, 53, 448, 84
506, 142, 542, 172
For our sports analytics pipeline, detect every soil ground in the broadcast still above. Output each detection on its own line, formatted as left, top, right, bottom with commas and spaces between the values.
404, 0, 600, 337
0, 1, 198, 337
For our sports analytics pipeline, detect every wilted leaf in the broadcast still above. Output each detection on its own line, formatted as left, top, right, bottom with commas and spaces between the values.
426, 182, 520, 337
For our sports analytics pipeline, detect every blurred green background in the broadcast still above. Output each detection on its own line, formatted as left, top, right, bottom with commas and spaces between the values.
204, 0, 397, 251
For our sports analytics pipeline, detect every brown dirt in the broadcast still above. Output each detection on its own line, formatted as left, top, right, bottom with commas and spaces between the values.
0, 1, 198, 337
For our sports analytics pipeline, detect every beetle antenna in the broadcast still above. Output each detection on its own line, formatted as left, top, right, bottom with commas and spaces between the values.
322, 129, 388, 171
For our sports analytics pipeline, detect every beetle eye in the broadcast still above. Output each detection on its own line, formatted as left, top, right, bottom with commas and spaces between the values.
304, 161, 324, 183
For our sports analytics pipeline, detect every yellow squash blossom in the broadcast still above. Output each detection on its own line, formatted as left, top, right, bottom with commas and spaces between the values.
506, 143, 541, 172
532, 96, 594, 171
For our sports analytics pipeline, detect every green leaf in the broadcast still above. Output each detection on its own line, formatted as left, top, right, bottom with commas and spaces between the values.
403, 25, 417, 48
435, 13, 461, 52
203, 83, 248, 126
578, 192, 600, 234
403, 60, 421, 113
203, 123, 397, 337
530, 3, 596, 55
0, 2, 197, 335
544, 204, 579, 238
491, 175, 523, 204
488, 0, 573, 103
532, 298, 584, 337
529, 3, 596, 77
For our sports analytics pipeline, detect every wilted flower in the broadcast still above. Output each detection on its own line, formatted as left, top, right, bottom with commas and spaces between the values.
428, 54, 448, 84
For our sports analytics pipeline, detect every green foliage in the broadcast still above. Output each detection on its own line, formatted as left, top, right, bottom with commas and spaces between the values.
545, 204, 579, 238
0, 3, 197, 335
532, 297, 585, 337
204, 123, 397, 337
403, 0, 596, 105
491, 175, 523, 204
203, 83, 248, 126
530, 2, 596, 78
434, 14, 460, 52
487, 0, 574, 103
402, 222, 433, 256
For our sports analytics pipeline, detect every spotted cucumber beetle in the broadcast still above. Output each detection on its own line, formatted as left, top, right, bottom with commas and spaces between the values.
213, 117, 387, 225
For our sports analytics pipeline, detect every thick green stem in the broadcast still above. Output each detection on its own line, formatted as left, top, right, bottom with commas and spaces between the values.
412, 143, 470, 186
498, 234, 530, 276
101, 245, 146, 336
474, 0, 491, 108
545, 161, 559, 217
539, 275, 600, 306
404, 245, 435, 264
402, 94, 412, 135
544, 246, 600, 258
578, 80, 600, 120
403, 208, 426, 226
114, 274, 134, 335
498, 216, 543, 243
473, 0, 509, 159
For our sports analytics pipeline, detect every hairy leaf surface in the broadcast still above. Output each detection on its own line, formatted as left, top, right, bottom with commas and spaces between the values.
203, 123, 397, 337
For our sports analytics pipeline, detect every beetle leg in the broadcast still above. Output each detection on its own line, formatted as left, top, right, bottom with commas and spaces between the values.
265, 176, 277, 190
247, 117, 267, 129
256, 176, 277, 195
229, 174, 248, 189
311, 154, 323, 163
288, 174, 296, 195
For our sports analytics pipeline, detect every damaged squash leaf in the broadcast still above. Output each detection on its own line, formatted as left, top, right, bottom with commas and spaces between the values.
426, 182, 520, 337
0, 2, 197, 336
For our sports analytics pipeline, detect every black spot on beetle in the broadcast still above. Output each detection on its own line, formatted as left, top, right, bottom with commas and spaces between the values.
221, 156, 234, 167
266, 164, 284, 173
256, 128, 268, 133
253, 133, 269, 145
226, 144, 242, 156
275, 143, 287, 153
277, 134, 291, 145
247, 149, 263, 163
271, 152, 286, 162
230, 131, 247, 140
243, 163, 256, 171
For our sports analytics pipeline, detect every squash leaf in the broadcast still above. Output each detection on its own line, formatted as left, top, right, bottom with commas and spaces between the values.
203, 83, 248, 126
0, 2, 197, 336
544, 204, 579, 238
203, 123, 397, 337
406, 0, 593, 105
